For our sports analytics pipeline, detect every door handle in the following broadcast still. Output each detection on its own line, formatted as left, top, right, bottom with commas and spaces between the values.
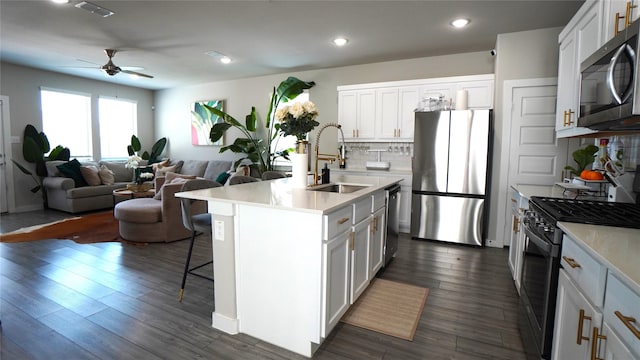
615, 310, 640, 339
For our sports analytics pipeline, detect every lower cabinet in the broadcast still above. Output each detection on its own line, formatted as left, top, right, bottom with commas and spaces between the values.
552, 269, 603, 360
601, 321, 637, 360
350, 218, 370, 303
321, 228, 351, 338
369, 207, 385, 276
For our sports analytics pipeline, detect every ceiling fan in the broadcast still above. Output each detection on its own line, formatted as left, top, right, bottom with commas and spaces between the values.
98, 49, 153, 78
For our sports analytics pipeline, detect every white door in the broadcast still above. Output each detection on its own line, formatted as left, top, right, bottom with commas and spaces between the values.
508, 83, 569, 186
0, 98, 8, 213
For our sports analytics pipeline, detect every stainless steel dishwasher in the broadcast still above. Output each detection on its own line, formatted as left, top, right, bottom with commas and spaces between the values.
384, 184, 401, 266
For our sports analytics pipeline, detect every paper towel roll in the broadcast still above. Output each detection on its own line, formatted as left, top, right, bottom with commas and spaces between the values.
290, 153, 309, 188
456, 89, 468, 110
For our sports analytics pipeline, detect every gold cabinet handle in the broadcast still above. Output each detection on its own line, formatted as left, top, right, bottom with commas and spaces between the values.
350, 231, 355, 250
615, 310, 640, 339
397, 128, 400, 137
615, 12, 625, 36
626, 2, 637, 28
590, 327, 606, 360
563, 256, 582, 269
512, 215, 520, 233
374, 216, 378, 232
337, 217, 350, 225
577, 309, 592, 345
564, 110, 575, 126
352, 129, 355, 137
511, 198, 517, 203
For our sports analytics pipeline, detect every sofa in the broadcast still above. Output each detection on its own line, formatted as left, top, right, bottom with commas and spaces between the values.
43, 159, 234, 213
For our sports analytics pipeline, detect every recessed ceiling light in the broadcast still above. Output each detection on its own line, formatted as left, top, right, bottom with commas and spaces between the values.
51, 0, 70, 3
333, 37, 349, 46
450, 18, 470, 28
220, 56, 232, 64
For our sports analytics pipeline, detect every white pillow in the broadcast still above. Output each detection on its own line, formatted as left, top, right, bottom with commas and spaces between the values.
98, 165, 115, 185
80, 165, 101, 186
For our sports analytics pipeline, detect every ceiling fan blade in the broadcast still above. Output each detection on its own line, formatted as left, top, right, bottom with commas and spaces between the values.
121, 69, 154, 79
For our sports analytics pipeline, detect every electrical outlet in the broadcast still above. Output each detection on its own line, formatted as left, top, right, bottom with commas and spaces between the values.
214, 220, 224, 241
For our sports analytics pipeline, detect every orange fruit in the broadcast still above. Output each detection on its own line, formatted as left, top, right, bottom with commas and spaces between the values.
580, 170, 604, 180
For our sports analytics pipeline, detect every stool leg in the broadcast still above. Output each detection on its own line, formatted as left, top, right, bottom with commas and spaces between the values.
178, 231, 197, 302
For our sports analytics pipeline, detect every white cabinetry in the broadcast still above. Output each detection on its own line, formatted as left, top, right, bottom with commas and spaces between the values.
338, 74, 494, 142
556, 0, 601, 138
398, 174, 412, 234
339, 90, 376, 140
552, 233, 639, 360
322, 191, 387, 336
376, 86, 420, 140
602, 0, 638, 43
507, 189, 528, 293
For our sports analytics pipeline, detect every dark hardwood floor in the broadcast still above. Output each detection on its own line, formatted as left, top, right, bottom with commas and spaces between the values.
1, 209, 526, 359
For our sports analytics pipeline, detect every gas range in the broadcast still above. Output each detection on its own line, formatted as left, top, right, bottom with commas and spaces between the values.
529, 196, 640, 229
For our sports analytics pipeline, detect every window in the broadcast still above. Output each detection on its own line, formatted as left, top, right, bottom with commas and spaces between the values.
41, 89, 92, 159
271, 92, 309, 165
99, 97, 137, 159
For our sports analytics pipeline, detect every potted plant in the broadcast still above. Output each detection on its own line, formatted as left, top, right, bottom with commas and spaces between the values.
11, 124, 70, 205
564, 144, 599, 178
208, 76, 315, 176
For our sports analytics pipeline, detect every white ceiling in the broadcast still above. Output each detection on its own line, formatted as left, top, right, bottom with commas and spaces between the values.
0, 0, 584, 90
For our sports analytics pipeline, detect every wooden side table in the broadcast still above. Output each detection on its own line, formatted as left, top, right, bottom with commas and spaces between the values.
112, 188, 156, 205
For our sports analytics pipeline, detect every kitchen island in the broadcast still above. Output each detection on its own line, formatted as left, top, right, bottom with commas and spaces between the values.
176, 174, 403, 357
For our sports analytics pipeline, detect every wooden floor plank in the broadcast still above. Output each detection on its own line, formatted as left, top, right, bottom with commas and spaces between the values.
0, 209, 526, 359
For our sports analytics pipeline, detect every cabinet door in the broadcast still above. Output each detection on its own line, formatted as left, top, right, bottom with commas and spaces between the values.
357, 90, 376, 139
552, 269, 603, 360
601, 0, 635, 43
508, 209, 521, 282
350, 219, 371, 303
419, 83, 454, 104
376, 88, 400, 139
398, 178, 412, 234
321, 230, 351, 337
339, 91, 358, 140
369, 207, 385, 276
398, 86, 420, 139
556, 31, 578, 132
456, 81, 494, 109
601, 321, 638, 360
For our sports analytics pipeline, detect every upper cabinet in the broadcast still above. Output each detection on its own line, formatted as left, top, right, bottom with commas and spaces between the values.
338, 74, 494, 142
602, 0, 638, 43
556, 0, 602, 138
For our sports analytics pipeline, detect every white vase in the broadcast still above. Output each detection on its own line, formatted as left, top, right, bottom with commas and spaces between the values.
291, 153, 308, 188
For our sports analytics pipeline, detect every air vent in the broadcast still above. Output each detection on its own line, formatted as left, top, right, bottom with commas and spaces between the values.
74, 1, 114, 17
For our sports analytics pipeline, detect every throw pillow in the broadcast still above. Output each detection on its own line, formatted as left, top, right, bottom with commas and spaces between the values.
80, 165, 101, 186
151, 159, 171, 173
98, 165, 115, 185
215, 171, 231, 185
153, 172, 197, 200
56, 159, 88, 187
156, 165, 177, 177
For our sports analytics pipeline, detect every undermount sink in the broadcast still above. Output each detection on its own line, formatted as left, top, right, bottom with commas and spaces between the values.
307, 183, 371, 194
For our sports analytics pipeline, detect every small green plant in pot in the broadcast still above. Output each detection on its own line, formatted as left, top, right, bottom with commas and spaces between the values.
127, 135, 167, 165
564, 144, 599, 177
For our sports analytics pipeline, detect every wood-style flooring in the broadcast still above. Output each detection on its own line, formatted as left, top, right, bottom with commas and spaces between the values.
0, 209, 526, 359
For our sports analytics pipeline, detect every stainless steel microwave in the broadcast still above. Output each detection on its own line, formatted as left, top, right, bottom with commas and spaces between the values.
578, 19, 640, 131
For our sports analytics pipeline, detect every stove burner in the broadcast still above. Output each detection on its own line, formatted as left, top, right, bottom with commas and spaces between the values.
530, 197, 640, 229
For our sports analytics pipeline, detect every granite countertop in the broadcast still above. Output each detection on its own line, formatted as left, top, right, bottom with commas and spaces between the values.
559, 222, 640, 295
176, 174, 403, 214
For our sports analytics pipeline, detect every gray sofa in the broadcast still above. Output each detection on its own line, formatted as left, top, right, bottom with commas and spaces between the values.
43, 159, 233, 213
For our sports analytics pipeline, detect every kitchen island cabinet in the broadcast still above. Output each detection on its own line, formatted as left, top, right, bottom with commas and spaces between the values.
176, 175, 402, 357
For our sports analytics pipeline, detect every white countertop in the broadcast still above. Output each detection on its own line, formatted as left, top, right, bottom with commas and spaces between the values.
176, 174, 403, 214
559, 222, 640, 295
512, 184, 606, 201
332, 167, 412, 176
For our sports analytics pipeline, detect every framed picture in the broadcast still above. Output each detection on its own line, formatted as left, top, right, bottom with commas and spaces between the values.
191, 99, 224, 145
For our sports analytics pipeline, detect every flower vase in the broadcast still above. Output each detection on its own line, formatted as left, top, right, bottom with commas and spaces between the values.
291, 140, 309, 188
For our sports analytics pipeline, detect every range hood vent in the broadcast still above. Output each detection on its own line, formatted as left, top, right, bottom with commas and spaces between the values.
74, 1, 114, 18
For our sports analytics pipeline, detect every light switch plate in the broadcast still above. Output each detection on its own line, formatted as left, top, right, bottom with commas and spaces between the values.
214, 220, 224, 241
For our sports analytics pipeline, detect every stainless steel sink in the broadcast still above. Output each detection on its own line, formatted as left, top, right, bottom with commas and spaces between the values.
307, 183, 371, 194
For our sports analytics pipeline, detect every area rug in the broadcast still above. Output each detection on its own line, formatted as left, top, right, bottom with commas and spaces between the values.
0, 211, 128, 244
340, 278, 429, 341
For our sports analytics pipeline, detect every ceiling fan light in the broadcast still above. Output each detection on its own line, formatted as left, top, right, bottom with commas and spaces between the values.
450, 18, 470, 28
333, 37, 349, 46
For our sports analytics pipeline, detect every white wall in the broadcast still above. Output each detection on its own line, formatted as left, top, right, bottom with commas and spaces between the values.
0, 62, 155, 211
154, 51, 494, 162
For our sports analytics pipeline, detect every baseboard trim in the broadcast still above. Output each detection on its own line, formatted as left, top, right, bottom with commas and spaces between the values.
212, 312, 238, 334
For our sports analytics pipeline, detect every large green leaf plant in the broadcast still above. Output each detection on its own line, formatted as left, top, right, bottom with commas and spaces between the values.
127, 135, 167, 164
11, 124, 70, 202
208, 76, 316, 176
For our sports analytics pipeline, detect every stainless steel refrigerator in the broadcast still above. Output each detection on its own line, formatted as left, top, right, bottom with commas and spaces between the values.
410, 110, 492, 246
